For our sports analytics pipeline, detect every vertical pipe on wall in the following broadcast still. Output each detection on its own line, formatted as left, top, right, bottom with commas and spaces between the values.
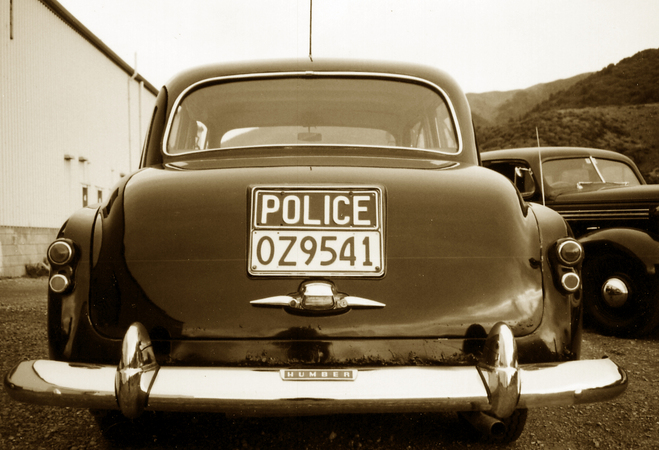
127, 53, 139, 173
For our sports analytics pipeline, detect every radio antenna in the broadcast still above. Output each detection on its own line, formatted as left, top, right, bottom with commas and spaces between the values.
309, 0, 313, 62
308, 0, 313, 62
536, 127, 546, 206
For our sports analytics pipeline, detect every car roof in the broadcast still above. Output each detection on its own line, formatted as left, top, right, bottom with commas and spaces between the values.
481, 147, 635, 165
163, 58, 467, 107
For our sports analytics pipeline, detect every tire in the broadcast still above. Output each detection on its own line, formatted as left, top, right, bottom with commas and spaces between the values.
582, 254, 659, 337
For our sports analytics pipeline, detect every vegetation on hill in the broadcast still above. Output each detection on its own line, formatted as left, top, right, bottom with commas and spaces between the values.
472, 48, 659, 182
532, 49, 659, 111
467, 73, 590, 127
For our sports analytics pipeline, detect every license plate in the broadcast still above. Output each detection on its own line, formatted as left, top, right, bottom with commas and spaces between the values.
249, 188, 384, 276
280, 369, 357, 381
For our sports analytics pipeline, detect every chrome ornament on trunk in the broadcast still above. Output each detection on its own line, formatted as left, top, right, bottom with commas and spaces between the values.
250, 280, 385, 313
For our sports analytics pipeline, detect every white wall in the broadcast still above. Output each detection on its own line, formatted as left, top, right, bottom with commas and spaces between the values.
0, 0, 158, 276
0, 0, 157, 228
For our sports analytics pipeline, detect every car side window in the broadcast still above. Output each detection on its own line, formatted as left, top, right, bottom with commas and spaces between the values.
484, 160, 536, 198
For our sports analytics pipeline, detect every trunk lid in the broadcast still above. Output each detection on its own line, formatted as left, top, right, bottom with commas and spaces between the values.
102, 155, 543, 339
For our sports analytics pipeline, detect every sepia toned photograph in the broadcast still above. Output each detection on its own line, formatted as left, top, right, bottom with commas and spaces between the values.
1, 1, 658, 448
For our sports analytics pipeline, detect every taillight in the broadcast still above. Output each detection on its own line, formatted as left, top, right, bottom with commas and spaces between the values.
49, 274, 70, 294
47, 240, 74, 265
553, 238, 583, 294
47, 239, 76, 294
556, 239, 583, 266
560, 272, 581, 292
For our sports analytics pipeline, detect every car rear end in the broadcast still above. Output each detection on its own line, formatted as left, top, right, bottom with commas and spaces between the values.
5, 61, 627, 443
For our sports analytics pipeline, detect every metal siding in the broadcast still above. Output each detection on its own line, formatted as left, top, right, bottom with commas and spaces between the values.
0, 0, 156, 229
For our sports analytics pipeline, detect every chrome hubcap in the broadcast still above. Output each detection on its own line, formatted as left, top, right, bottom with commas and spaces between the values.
601, 277, 629, 308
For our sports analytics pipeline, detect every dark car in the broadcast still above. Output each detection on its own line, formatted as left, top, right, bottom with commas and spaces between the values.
483, 147, 659, 337
5, 61, 627, 443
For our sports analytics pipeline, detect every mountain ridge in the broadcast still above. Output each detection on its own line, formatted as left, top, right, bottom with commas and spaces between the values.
470, 48, 659, 182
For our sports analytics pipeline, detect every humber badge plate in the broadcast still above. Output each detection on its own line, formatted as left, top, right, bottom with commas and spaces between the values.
280, 369, 358, 381
249, 187, 384, 276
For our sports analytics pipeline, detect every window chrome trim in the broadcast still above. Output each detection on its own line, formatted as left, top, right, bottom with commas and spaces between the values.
162, 71, 463, 158
556, 209, 649, 221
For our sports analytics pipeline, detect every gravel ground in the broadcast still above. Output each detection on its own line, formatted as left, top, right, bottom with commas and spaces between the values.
1, 277, 658, 449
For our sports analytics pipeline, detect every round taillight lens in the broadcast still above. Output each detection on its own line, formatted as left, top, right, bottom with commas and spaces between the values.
49, 274, 70, 293
557, 240, 583, 266
48, 241, 74, 265
561, 272, 581, 292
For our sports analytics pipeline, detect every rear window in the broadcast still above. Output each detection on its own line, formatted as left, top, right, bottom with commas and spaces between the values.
165, 76, 459, 155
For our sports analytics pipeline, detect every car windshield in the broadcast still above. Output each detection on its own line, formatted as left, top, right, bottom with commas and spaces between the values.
543, 157, 641, 191
165, 76, 459, 155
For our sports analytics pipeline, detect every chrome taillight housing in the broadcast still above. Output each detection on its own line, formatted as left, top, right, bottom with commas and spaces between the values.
556, 239, 584, 266
47, 239, 76, 294
47, 240, 74, 265
553, 238, 584, 294
560, 272, 581, 292
49, 273, 71, 294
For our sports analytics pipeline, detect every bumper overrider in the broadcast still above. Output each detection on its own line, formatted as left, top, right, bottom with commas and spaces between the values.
4, 322, 627, 421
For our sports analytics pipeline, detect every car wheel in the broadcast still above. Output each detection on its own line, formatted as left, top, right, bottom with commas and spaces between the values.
582, 254, 659, 336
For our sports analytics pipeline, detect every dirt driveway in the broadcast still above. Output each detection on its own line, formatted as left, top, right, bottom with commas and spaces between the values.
1, 277, 657, 449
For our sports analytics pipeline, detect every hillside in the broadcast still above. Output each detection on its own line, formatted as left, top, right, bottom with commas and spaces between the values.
467, 73, 590, 127
474, 48, 659, 182
533, 49, 659, 111
467, 90, 520, 127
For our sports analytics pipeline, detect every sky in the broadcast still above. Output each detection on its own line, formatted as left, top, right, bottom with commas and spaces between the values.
57, 0, 659, 94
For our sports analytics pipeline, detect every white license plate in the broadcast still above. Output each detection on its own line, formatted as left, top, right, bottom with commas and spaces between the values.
249, 188, 384, 276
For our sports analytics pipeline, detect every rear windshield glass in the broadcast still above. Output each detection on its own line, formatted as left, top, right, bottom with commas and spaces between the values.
165, 77, 459, 155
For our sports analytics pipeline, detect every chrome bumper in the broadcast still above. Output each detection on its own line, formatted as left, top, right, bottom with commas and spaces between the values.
4, 322, 627, 419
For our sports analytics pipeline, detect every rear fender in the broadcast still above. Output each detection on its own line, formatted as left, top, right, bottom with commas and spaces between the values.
47, 177, 134, 362
48, 206, 97, 360
526, 203, 582, 360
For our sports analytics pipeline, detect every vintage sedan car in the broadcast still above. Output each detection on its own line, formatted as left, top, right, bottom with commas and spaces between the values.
482, 147, 659, 337
5, 61, 627, 443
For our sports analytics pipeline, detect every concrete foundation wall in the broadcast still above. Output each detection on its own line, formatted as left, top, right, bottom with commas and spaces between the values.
0, 226, 59, 278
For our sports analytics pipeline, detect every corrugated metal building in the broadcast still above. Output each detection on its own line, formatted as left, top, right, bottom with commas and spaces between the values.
1, 0, 158, 277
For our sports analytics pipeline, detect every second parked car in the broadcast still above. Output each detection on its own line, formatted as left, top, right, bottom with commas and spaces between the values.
483, 146, 659, 336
